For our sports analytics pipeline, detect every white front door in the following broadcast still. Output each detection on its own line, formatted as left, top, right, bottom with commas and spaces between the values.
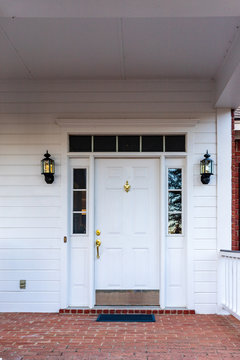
95, 158, 159, 290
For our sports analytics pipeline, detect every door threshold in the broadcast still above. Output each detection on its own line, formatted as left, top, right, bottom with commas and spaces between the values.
59, 307, 195, 315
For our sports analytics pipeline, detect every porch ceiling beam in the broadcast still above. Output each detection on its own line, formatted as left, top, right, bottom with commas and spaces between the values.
1, 0, 240, 18
215, 29, 240, 108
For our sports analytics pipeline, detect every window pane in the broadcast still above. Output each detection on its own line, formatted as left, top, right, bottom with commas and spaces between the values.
74, 169, 86, 189
165, 135, 185, 152
73, 191, 86, 211
94, 136, 116, 152
142, 136, 163, 152
118, 136, 140, 152
69, 136, 92, 152
168, 191, 182, 212
73, 213, 86, 234
168, 214, 182, 234
168, 169, 182, 189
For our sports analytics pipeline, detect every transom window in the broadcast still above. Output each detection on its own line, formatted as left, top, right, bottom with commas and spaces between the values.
69, 135, 185, 152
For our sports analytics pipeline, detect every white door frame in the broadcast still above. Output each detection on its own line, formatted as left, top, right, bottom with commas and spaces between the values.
59, 126, 194, 310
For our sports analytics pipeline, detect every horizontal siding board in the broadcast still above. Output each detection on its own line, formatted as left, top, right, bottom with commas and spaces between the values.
193, 186, 216, 197
0, 260, 60, 270
195, 282, 217, 293
0, 144, 61, 155
194, 271, 217, 282
194, 249, 217, 260
193, 197, 216, 207
194, 229, 217, 240
0, 154, 42, 166
194, 293, 216, 304
193, 240, 216, 250
0, 228, 61, 239
0, 155, 60, 166
194, 143, 216, 154
0, 292, 59, 303
193, 218, 216, 229
0, 197, 61, 207
194, 121, 216, 133
194, 207, 216, 217
0, 238, 59, 248
0, 303, 59, 312
0, 280, 60, 292
0, 134, 60, 145
0, 207, 61, 218
0, 176, 61, 186
0, 186, 61, 197
0, 249, 60, 260
1, 218, 60, 228
194, 261, 217, 271
0, 166, 44, 176
0, 270, 60, 281
0, 123, 60, 134
193, 132, 216, 144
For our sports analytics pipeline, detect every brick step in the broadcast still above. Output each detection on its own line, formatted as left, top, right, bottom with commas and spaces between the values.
59, 308, 195, 315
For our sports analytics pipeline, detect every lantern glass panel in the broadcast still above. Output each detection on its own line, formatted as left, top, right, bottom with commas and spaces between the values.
50, 160, 55, 174
200, 159, 213, 174
205, 160, 212, 174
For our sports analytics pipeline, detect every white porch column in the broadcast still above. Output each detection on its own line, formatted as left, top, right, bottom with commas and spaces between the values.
216, 108, 232, 314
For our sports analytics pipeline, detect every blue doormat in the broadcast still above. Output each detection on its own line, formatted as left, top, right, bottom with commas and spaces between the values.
96, 314, 155, 322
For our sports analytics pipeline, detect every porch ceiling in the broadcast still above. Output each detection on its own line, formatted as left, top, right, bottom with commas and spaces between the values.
1, 1, 240, 107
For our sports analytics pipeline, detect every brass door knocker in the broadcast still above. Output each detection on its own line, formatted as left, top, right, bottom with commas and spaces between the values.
124, 180, 131, 192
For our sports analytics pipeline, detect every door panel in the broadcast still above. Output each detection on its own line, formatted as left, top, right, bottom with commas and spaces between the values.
95, 158, 159, 290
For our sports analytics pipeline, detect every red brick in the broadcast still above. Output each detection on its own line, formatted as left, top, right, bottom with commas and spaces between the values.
0, 313, 238, 359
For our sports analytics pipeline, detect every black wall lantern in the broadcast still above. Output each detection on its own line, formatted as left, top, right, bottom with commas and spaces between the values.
200, 150, 213, 184
41, 150, 55, 184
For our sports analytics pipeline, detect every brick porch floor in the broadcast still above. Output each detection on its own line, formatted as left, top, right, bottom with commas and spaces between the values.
0, 314, 239, 360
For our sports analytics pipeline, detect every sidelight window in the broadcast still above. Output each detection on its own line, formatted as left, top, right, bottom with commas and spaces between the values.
168, 168, 183, 234
72, 168, 87, 234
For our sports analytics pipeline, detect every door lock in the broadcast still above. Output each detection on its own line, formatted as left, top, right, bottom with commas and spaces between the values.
96, 229, 101, 236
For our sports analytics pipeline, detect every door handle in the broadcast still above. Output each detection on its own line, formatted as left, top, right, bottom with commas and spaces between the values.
96, 239, 101, 259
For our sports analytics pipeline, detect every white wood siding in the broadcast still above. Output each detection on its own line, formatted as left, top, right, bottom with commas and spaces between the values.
0, 115, 61, 312
0, 80, 221, 313
193, 116, 217, 314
